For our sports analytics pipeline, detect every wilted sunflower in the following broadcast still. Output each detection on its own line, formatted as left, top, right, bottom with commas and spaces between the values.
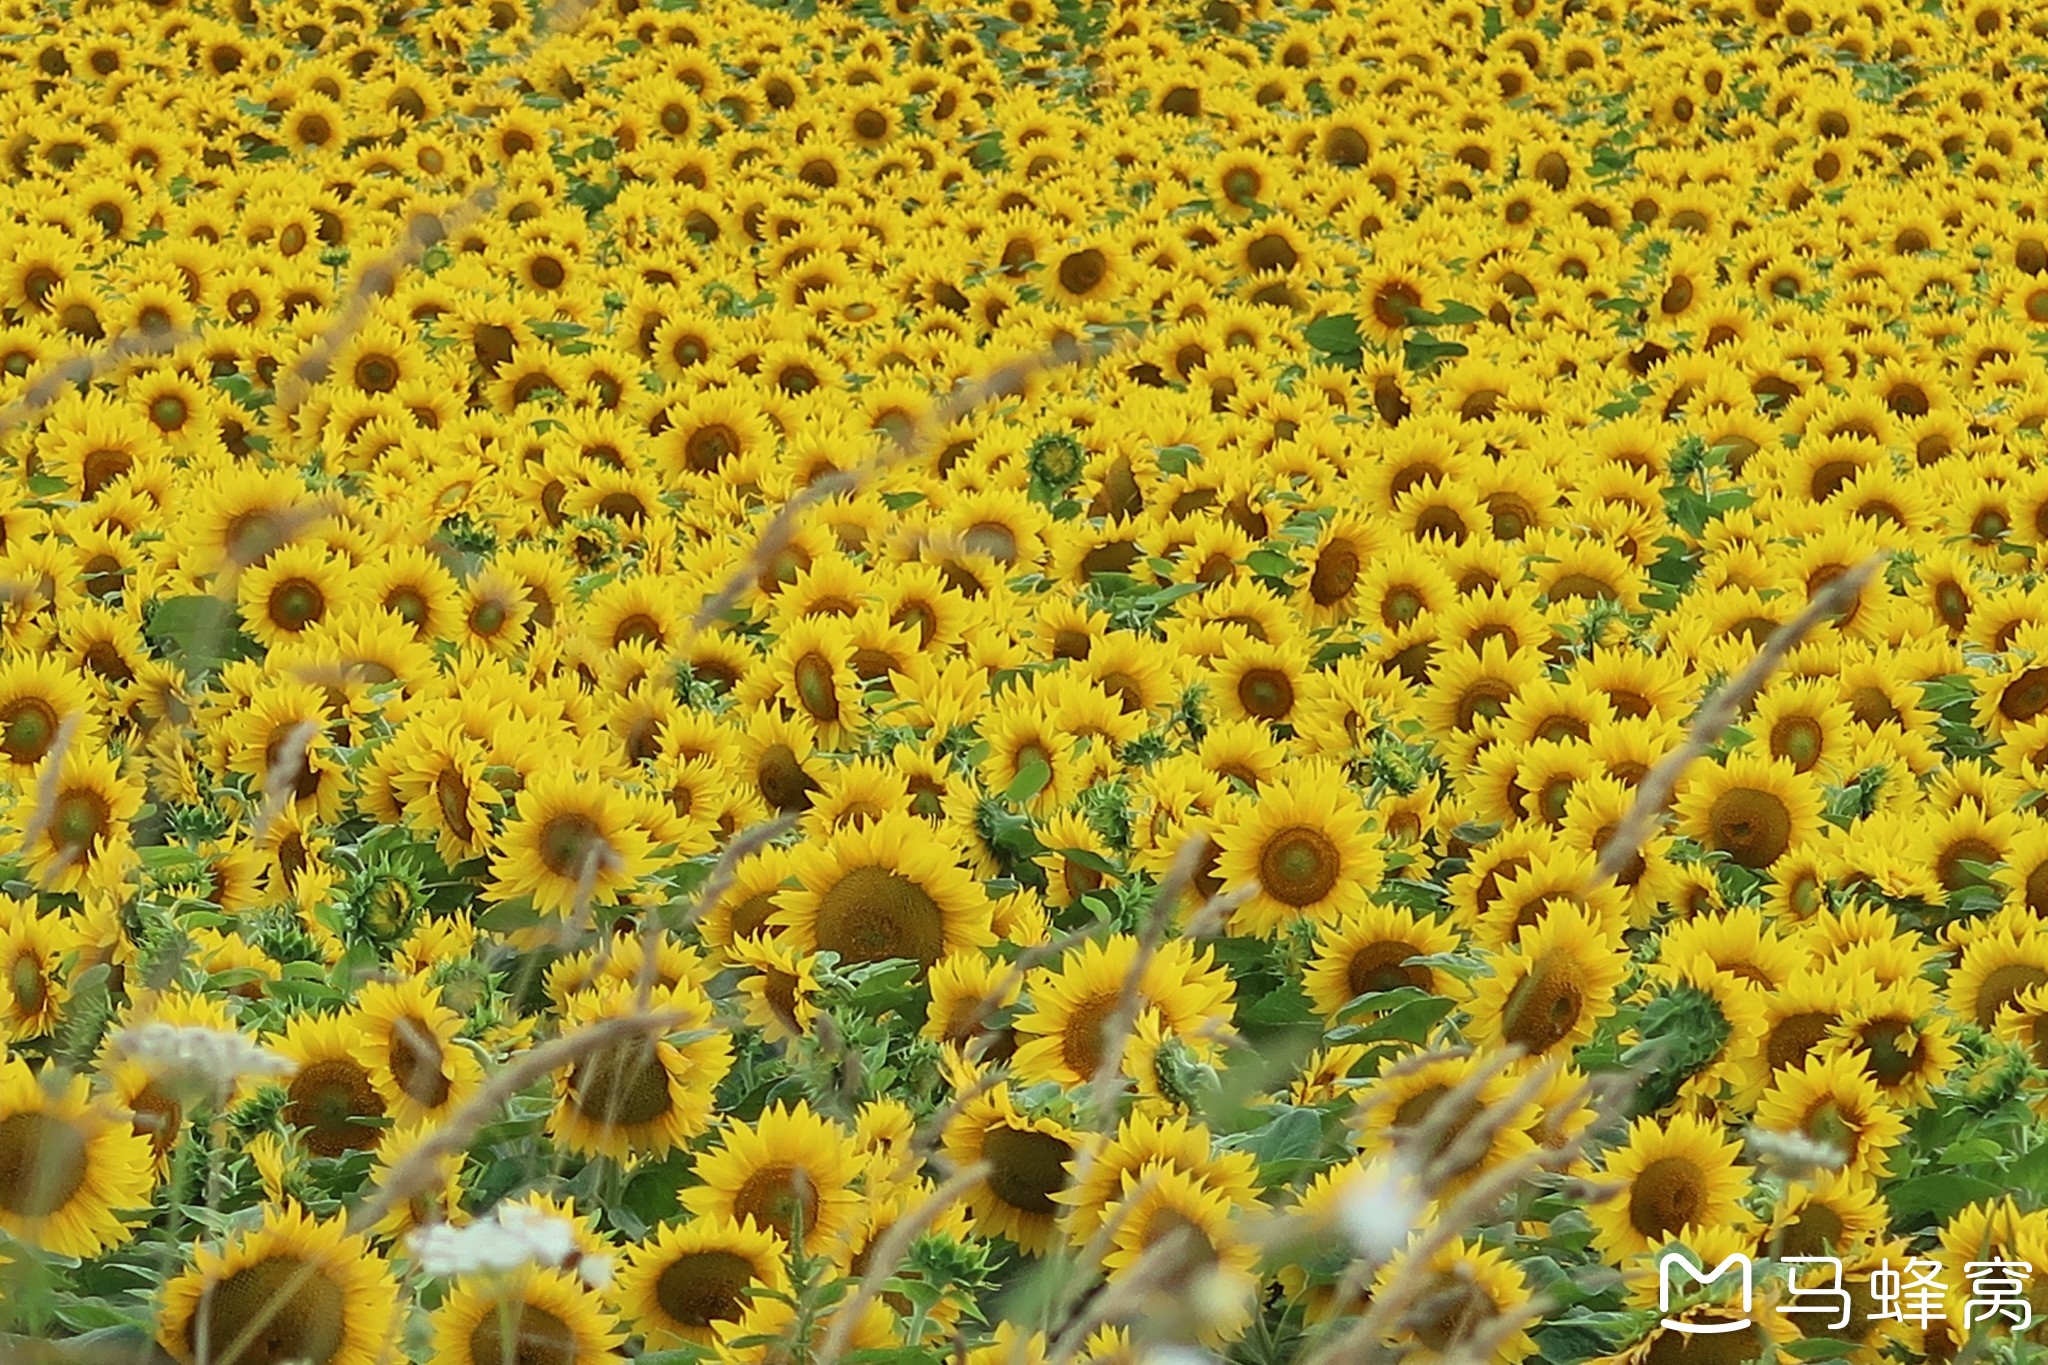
681, 1102, 865, 1255
0, 1055, 155, 1258
612, 1215, 788, 1350
158, 1203, 399, 1365
548, 979, 729, 1162
771, 811, 994, 971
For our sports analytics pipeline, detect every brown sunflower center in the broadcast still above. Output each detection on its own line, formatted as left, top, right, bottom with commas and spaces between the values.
1258, 826, 1340, 907
1779, 1202, 1844, 1258
1972, 963, 2048, 1027
1347, 941, 1428, 999
193, 1255, 348, 1365
1057, 248, 1106, 296
269, 579, 324, 631
1627, 1155, 1705, 1239
468, 1303, 579, 1365
1765, 1011, 1835, 1074
1407, 1270, 1493, 1352
1500, 949, 1585, 1054
389, 1015, 451, 1108
569, 1036, 672, 1127
536, 813, 607, 881
655, 1248, 758, 1329
1706, 786, 1792, 868
436, 769, 477, 843
0, 1111, 89, 1217
812, 865, 947, 968
981, 1124, 1072, 1216
129, 1082, 184, 1160
284, 1057, 387, 1157
792, 653, 840, 723
11, 951, 45, 1013
1237, 667, 1294, 719
0, 698, 58, 764
732, 1162, 820, 1243
2002, 667, 2048, 723
757, 744, 817, 812
1057, 991, 1118, 1079
1310, 542, 1360, 604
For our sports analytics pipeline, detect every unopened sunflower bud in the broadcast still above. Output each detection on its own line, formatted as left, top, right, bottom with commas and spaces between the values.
104, 1021, 297, 1105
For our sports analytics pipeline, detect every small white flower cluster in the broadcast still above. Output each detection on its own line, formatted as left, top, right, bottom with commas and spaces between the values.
1744, 1126, 1848, 1179
1334, 1159, 1427, 1261
407, 1203, 614, 1290
103, 1021, 298, 1102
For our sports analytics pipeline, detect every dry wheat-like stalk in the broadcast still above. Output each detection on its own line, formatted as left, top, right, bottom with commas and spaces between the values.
346, 1007, 693, 1238
811, 1161, 991, 1365
1590, 552, 1886, 887
690, 333, 1133, 632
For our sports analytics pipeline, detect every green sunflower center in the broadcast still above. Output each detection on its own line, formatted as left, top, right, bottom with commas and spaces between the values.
0, 1111, 89, 1217
0, 699, 57, 764
536, 813, 607, 881
52, 789, 110, 852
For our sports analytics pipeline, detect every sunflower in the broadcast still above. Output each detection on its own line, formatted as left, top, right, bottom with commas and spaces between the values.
1368, 1234, 1538, 1365
1674, 752, 1825, 872
0, 898, 81, 1042
1010, 936, 1235, 1088
681, 1102, 866, 1256
272, 1012, 389, 1159
1098, 1163, 1262, 1346
0, 1055, 155, 1258
429, 1263, 622, 1365
351, 978, 483, 1126
1586, 1113, 1754, 1264
1352, 1050, 1538, 1192
1752, 1052, 1908, 1180
548, 979, 729, 1162
489, 772, 660, 920
158, 1203, 400, 1365
941, 1083, 1081, 1256
728, 933, 820, 1043
237, 540, 350, 649
1303, 904, 1461, 1021
1462, 900, 1627, 1061
612, 1216, 789, 1350
1946, 918, 2048, 1030
1211, 769, 1383, 937
21, 741, 144, 895
771, 811, 994, 972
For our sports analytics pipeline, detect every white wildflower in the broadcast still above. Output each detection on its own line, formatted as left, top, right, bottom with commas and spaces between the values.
407, 1203, 613, 1289
1334, 1159, 1426, 1261
103, 1021, 297, 1105
1744, 1126, 1846, 1179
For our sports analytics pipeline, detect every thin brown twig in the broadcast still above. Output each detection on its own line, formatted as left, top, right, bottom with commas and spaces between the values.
1591, 552, 1886, 887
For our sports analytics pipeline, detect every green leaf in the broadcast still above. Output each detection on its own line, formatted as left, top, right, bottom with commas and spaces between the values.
1884, 1173, 2006, 1227
1239, 980, 1318, 1028
146, 595, 243, 673
1004, 756, 1051, 805
1222, 1105, 1327, 1184
1779, 1338, 1866, 1361
1247, 549, 1295, 577
1326, 992, 1454, 1046
1304, 313, 1363, 356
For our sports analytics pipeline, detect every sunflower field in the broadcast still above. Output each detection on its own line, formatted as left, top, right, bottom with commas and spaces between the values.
12, 0, 2048, 1362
